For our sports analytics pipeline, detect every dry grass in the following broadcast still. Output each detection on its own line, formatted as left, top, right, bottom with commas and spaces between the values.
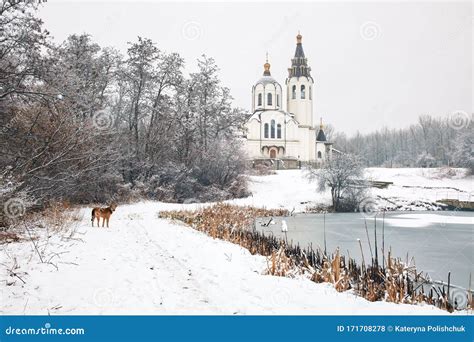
311, 249, 351, 292
160, 204, 287, 256
0, 231, 21, 244
160, 203, 471, 312
39, 202, 82, 232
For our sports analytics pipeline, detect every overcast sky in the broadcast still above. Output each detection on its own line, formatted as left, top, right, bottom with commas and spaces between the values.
38, 1, 472, 135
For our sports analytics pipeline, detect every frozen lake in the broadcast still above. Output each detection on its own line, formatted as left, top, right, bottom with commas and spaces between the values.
257, 211, 474, 288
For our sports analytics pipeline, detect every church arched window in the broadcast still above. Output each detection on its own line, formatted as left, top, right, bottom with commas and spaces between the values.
267, 93, 272, 106
301, 85, 306, 99
317, 151, 322, 159
264, 123, 269, 138
309, 86, 312, 100
276, 94, 280, 107
277, 124, 282, 139
258, 93, 262, 106
270, 120, 276, 138
292, 85, 296, 99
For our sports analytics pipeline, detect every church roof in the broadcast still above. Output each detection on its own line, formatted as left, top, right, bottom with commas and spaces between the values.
256, 75, 280, 86
316, 128, 327, 142
288, 33, 312, 79
255, 55, 281, 87
316, 118, 327, 141
294, 33, 305, 58
248, 109, 297, 123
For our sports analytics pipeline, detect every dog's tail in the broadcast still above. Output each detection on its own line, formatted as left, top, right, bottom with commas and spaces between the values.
91, 208, 96, 223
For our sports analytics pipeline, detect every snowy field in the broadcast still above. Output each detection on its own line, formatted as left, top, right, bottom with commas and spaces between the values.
231, 167, 473, 212
1, 168, 472, 315
367, 168, 473, 210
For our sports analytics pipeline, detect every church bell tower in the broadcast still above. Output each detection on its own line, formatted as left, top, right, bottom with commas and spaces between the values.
285, 33, 314, 127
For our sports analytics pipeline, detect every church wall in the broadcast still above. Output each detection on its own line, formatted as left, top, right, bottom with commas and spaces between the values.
284, 141, 303, 160
246, 118, 260, 139
297, 126, 311, 161
285, 120, 299, 141
244, 139, 262, 159
308, 128, 316, 160
245, 111, 296, 159
256, 111, 287, 140
253, 83, 282, 112
286, 77, 314, 127
316, 142, 326, 161
245, 114, 321, 161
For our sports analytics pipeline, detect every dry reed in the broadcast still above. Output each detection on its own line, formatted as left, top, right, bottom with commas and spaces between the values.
160, 203, 470, 312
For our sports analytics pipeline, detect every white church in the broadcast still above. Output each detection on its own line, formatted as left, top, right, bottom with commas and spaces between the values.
244, 33, 333, 167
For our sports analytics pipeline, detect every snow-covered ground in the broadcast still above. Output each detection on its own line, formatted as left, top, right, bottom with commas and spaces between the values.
1, 168, 472, 315
367, 168, 473, 211
230, 169, 330, 212
1, 203, 447, 315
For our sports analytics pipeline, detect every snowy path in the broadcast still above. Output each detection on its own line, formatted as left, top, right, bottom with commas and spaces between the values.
1, 202, 448, 315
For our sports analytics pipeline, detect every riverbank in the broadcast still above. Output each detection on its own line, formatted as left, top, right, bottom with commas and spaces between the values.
256, 211, 473, 295
231, 167, 473, 212
160, 204, 473, 312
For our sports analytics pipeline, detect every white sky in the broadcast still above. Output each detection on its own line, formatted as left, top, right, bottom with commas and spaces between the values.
38, 1, 472, 135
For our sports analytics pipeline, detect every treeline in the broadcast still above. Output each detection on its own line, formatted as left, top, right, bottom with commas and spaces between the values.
0, 1, 248, 219
332, 114, 473, 172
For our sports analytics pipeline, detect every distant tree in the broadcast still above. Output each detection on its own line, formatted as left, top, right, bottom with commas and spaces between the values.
323, 124, 335, 141
452, 128, 474, 174
392, 151, 414, 167
416, 152, 437, 168
331, 114, 468, 169
307, 153, 367, 212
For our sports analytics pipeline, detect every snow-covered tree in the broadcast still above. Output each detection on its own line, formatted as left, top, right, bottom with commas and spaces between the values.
1, 4, 249, 216
0, 1, 49, 101
416, 152, 437, 168
452, 129, 474, 174
331, 114, 467, 169
307, 153, 367, 212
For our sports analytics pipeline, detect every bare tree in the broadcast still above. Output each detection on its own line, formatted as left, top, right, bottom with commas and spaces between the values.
0, 1, 50, 101
307, 153, 366, 212
1, 4, 250, 216
453, 128, 474, 174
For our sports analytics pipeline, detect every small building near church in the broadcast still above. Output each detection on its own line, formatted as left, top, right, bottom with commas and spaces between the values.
243, 33, 333, 168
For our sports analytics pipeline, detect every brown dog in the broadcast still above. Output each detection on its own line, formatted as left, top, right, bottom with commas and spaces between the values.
91, 203, 117, 228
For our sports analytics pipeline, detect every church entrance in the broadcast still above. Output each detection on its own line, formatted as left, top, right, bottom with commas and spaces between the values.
270, 149, 277, 159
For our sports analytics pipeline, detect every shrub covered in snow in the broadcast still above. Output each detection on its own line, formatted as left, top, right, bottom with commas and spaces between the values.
307, 153, 369, 212
246, 163, 277, 176
452, 129, 474, 175
416, 152, 438, 168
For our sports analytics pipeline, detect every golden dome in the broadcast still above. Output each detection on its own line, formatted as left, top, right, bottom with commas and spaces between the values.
263, 53, 271, 76
297, 32, 302, 43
